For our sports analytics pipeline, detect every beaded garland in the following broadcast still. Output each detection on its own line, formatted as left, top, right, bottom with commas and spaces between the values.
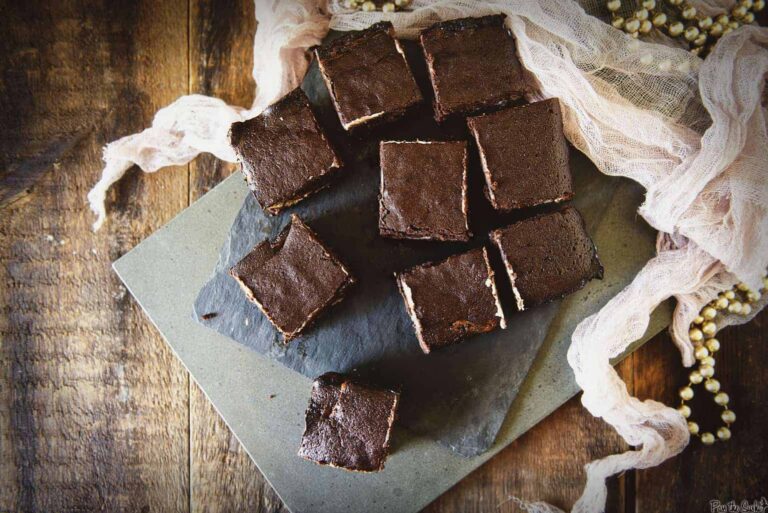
607, 0, 764, 57
678, 274, 768, 446
342, 0, 411, 13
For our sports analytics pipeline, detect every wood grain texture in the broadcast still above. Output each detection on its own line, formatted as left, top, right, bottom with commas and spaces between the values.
633, 308, 768, 512
0, 1, 191, 512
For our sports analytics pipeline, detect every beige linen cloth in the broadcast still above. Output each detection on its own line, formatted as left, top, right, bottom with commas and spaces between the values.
87, 1, 768, 511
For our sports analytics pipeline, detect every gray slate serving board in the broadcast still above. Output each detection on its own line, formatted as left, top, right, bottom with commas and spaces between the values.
114, 168, 669, 513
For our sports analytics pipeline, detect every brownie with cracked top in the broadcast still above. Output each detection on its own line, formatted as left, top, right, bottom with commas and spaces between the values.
229, 214, 355, 342
419, 15, 530, 122
229, 87, 343, 215
468, 98, 573, 212
490, 207, 603, 311
395, 247, 506, 354
379, 140, 470, 241
315, 21, 423, 131
298, 372, 400, 472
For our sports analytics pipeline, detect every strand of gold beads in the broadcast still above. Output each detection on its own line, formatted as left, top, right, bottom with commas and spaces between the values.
342, 0, 411, 13
607, 0, 764, 57
678, 273, 768, 446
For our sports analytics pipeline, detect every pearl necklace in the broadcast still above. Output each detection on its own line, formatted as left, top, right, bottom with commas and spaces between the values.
607, 0, 764, 57
342, 0, 411, 13
678, 274, 767, 445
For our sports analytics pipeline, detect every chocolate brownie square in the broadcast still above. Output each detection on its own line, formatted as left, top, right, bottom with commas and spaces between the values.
395, 247, 506, 354
229, 87, 343, 215
229, 215, 355, 341
468, 98, 573, 212
298, 373, 400, 472
315, 21, 423, 130
490, 207, 603, 311
379, 140, 470, 241
419, 15, 530, 122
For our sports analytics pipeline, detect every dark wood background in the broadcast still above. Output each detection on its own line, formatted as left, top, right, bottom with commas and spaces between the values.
1, 1, 766, 511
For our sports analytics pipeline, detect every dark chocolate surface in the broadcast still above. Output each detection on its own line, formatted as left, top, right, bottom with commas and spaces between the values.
379, 141, 470, 241
396, 247, 503, 353
419, 15, 530, 121
229, 87, 342, 214
229, 214, 354, 341
468, 98, 573, 212
195, 36, 613, 456
491, 207, 603, 308
315, 22, 423, 130
298, 373, 399, 472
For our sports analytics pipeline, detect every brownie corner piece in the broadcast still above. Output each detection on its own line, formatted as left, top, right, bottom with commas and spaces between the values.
228, 214, 354, 341
298, 372, 400, 472
468, 98, 573, 212
490, 207, 602, 311
419, 14, 530, 121
379, 140, 470, 241
395, 247, 506, 354
314, 22, 422, 131
229, 87, 343, 215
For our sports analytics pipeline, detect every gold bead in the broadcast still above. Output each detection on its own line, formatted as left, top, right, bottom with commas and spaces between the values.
638, 19, 652, 33
694, 344, 709, 359
741, 303, 752, 316
684, 26, 700, 41
763, 275, 768, 289
689, 370, 704, 384
725, 290, 736, 300
690, 328, 704, 342
625, 18, 641, 32
679, 386, 694, 400
733, 5, 748, 18
607, 0, 622, 12
728, 301, 743, 314
747, 290, 761, 302
744, 12, 755, 23
628, 31, 640, 38
756, 0, 766, 11
642, 0, 656, 8
382, 2, 396, 12
709, 23, 724, 37
669, 21, 685, 36
742, 0, 754, 8
701, 356, 716, 367
701, 432, 716, 445
714, 296, 729, 309
636, 8, 649, 20
682, 5, 697, 19
705, 379, 721, 393
688, 421, 700, 435
361, 1, 376, 11
693, 316, 704, 325
700, 364, 715, 378
652, 12, 668, 26
395, 0, 410, 6
699, 16, 714, 29
717, 427, 732, 441
706, 338, 720, 352
721, 409, 736, 423
717, 14, 730, 25
737, 282, 750, 291
678, 404, 691, 418
343, 0, 357, 7
702, 321, 717, 336
669, 0, 683, 5
692, 33, 706, 46
714, 392, 729, 405
612, 16, 626, 28
702, 306, 717, 320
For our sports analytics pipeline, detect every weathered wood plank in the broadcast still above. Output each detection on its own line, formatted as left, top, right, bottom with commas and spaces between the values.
0, 1, 191, 511
187, 1, 288, 512
633, 309, 768, 512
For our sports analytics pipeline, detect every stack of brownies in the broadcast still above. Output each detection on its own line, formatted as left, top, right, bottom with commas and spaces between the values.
227, 15, 603, 473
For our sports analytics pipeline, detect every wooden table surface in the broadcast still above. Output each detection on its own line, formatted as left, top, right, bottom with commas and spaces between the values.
1, 2, 766, 512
